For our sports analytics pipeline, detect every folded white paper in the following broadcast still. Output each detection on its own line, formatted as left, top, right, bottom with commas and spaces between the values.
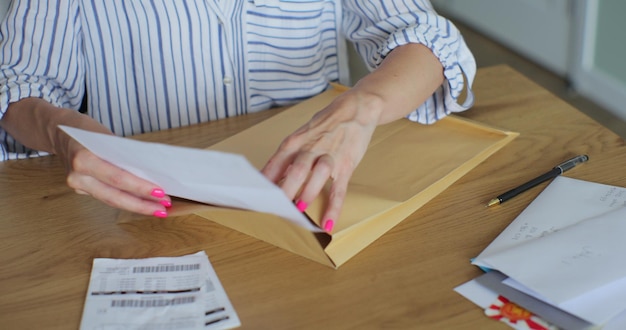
474, 176, 626, 269
59, 125, 321, 232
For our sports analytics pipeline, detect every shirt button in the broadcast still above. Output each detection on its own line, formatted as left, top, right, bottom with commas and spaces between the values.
223, 76, 233, 85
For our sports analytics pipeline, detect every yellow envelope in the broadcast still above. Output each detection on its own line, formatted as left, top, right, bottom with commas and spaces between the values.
181, 85, 518, 268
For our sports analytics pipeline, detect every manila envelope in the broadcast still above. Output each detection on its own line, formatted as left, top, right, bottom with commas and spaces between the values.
168, 85, 518, 268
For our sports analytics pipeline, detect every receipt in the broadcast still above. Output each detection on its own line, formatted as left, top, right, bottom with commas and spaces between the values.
80, 251, 240, 330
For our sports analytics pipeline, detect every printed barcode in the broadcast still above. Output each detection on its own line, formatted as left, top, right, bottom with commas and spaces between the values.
91, 287, 200, 295
111, 296, 196, 308
132, 263, 200, 273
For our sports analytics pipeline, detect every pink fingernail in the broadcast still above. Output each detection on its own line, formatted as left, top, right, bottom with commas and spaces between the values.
153, 210, 168, 218
295, 200, 308, 212
160, 200, 172, 208
151, 188, 166, 198
323, 219, 334, 233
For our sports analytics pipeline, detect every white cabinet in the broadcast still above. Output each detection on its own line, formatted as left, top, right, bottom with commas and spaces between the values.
570, 0, 626, 122
433, 0, 626, 122
431, 0, 572, 76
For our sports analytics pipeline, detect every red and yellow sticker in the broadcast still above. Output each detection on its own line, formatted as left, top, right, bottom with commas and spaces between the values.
484, 295, 557, 330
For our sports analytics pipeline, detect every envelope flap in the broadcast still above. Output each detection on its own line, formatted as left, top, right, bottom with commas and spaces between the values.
194, 206, 335, 267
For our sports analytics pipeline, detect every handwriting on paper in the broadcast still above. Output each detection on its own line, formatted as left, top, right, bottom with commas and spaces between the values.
512, 222, 558, 241
598, 187, 626, 207
561, 245, 601, 266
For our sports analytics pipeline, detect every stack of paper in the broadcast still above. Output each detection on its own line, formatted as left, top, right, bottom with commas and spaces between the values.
456, 176, 626, 329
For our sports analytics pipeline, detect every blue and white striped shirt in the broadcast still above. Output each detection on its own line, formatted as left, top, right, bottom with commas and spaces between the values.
0, 0, 475, 161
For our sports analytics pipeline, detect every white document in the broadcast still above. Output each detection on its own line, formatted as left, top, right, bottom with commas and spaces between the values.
483, 206, 626, 303
473, 176, 626, 268
59, 126, 321, 232
454, 274, 499, 309
80, 251, 240, 330
471, 176, 626, 325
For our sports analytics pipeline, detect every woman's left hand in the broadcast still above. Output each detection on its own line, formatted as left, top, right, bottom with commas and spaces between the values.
263, 43, 445, 233
261, 90, 383, 233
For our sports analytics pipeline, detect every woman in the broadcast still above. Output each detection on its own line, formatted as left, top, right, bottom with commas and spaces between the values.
0, 0, 475, 232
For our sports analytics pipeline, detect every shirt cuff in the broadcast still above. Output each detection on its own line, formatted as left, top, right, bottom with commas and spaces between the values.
376, 23, 477, 124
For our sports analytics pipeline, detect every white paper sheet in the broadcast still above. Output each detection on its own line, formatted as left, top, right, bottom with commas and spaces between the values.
454, 274, 499, 309
80, 251, 240, 330
59, 126, 321, 232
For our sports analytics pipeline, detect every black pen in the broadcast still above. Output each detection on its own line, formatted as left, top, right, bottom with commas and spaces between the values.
487, 154, 589, 207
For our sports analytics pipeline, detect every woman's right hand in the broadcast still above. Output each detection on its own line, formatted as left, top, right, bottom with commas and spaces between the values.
63, 135, 172, 217
0, 98, 171, 217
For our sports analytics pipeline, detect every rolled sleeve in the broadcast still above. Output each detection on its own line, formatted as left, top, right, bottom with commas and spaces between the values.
342, 0, 476, 124
0, 0, 84, 160
0, 76, 78, 116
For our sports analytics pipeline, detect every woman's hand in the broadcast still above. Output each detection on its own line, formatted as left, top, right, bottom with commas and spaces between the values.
0, 98, 171, 217
62, 136, 172, 217
262, 90, 382, 233
262, 43, 445, 233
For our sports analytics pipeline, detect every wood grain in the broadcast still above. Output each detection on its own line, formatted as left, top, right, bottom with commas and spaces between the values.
1, 65, 624, 329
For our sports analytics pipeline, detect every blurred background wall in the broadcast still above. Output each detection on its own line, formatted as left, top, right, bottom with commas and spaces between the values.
430, 0, 626, 136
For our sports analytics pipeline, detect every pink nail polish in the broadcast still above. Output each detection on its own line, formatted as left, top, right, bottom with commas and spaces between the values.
153, 210, 167, 218
160, 200, 172, 208
295, 200, 308, 212
151, 188, 166, 198
323, 219, 334, 233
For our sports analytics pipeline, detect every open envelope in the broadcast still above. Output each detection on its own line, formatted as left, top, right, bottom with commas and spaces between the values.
67, 85, 517, 268
186, 85, 517, 268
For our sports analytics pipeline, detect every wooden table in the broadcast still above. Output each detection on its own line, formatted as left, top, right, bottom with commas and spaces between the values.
2, 65, 625, 329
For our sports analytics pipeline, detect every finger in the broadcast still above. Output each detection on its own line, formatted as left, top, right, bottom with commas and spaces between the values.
68, 173, 168, 217
261, 131, 309, 183
321, 174, 349, 233
278, 151, 318, 200
261, 150, 296, 184
70, 148, 170, 204
68, 148, 171, 215
294, 154, 333, 209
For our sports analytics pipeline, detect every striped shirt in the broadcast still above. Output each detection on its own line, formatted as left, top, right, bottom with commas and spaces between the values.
0, 0, 476, 161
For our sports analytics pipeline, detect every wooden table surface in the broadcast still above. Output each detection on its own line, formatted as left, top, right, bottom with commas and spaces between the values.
2, 65, 625, 329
